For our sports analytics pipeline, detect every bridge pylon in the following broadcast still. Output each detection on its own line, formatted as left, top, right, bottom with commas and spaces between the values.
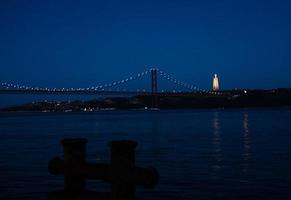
150, 68, 158, 108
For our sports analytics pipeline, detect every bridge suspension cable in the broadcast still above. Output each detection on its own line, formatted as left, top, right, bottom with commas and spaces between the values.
92, 69, 150, 91
157, 69, 218, 95
1, 69, 150, 92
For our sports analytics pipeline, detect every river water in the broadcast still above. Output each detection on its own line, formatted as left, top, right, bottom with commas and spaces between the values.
1, 108, 291, 199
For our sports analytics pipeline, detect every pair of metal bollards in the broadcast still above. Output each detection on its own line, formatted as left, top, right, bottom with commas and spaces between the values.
48, 138, 159, 200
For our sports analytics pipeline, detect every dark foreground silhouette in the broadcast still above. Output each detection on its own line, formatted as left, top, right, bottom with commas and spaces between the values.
48, 138, 159, 200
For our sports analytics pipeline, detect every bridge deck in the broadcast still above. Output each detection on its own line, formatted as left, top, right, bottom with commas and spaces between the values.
0, 89, 224, 97
0, 89, 150, 96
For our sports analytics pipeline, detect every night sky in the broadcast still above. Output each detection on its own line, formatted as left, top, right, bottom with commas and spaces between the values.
1, 0, 291, 91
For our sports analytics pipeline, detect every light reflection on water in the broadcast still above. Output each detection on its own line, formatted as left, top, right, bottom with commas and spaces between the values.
242, 112, 251, 175
211, 111, 222, 179
1, 108, 291, 200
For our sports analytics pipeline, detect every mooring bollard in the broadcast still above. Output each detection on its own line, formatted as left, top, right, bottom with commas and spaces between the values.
48, 138, 159, 200
109, 140, 138, 200
61, 138, 87, 193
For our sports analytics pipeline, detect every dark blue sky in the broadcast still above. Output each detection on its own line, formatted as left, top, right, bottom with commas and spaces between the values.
1, 0, 291, 90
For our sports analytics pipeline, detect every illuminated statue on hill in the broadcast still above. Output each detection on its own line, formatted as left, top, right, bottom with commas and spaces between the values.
213, 74, 219, 91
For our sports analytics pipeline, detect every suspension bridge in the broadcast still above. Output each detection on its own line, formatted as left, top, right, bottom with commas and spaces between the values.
0, 68, 221, 107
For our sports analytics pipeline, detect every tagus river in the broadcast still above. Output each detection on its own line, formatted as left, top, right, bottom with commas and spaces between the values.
1, 108, 291, 200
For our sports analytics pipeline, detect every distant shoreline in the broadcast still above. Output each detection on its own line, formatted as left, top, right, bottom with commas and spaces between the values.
1, 88, 291, 112
1, 106, 291, 114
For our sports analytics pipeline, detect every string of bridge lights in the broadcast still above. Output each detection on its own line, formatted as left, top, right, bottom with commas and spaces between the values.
158, 70, 202, 91
157, 69, 219, 95
1, 68, 220, 95
0, 69, 150, 92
